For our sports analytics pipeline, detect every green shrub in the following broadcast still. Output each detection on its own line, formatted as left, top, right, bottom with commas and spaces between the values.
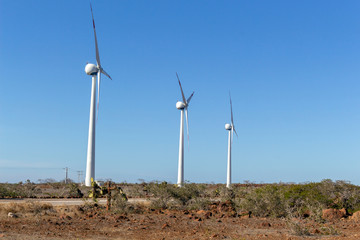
0, 183, 28, 198
145, 182, 208, 210
236, 185, 287, 217
234, 180, 360, 220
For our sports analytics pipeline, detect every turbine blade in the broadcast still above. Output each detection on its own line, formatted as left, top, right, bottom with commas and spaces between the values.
185, 107, 189, 145
229, 92, 238, 138
90, 2, 101, 68
176, 72, 187, 104
101, 68, 112, 80
187, 91, 194, 105
233, 126, 238, 137
231, 128, 234, 145
96, 71, 101, 122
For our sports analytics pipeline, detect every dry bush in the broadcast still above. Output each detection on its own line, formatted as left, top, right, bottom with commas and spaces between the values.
79, 201, 102, 212
0, 203, 26, 214
233, 180, 360, 220
0, 201, 55, 217
120, 183, 148, 198
319, 226, 340, 235
0, 182, 39, 198
216, 186, 235, 202
0, 181, 87, 199
145, 182, 176, 209
111, 192, 140, 214
236, 184, 288, 218
145, 182, 208, 210
186, 198, 211, 211
286, 218, 311, 236
68, 183, 84, 198
55, 205, 84, 219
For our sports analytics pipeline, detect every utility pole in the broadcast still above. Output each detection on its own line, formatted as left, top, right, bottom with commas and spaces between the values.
63, 167, 69, 184
77, 171, 84, 184
77, 171, 80, 184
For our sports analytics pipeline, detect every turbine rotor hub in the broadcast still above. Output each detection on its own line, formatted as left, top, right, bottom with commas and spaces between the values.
176, 101, 186, 109
225, 123, 232, 130
85, 63, 99, 75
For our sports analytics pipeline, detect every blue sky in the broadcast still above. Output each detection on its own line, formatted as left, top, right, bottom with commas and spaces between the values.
1, 0, 360, 184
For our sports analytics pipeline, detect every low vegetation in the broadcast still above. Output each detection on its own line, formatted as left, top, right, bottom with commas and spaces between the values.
232, 179, 360, 219
0, 180, 85, 198
145, 181, 209, 210
0, 201, 55, 217
3, 179, 360, 238
1, 179, 360, 221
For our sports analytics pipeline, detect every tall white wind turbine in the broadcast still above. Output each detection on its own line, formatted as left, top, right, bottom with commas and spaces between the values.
225, 93, 238, 188
84, 2, 112, 187
175, 73, 194, 187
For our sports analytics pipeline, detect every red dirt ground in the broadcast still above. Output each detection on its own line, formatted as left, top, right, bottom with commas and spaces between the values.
1, 206, 360, 239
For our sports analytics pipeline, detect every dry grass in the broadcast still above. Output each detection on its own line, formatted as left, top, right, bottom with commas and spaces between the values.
0, 201, 55, 217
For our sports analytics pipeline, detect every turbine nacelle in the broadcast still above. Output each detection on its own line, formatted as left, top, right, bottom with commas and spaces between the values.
85, 63, 98, 75
225, 123, 232, 131
176, 101, 186, 109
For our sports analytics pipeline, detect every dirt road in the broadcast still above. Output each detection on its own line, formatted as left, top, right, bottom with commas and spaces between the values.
0, 198, 149, 206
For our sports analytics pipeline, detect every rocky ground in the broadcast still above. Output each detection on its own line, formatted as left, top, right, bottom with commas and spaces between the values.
1, 202, 360, 239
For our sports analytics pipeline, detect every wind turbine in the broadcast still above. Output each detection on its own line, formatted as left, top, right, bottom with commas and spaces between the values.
84, 2, 112, 187
225, 93, 237, 188
175, 73, 194, 187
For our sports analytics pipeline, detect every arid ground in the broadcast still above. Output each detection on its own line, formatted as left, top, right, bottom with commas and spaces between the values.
2, 181, 360, 239
1, 200, 360, 239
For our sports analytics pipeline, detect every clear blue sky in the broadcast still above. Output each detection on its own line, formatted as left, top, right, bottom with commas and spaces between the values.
1, 0, 360, 184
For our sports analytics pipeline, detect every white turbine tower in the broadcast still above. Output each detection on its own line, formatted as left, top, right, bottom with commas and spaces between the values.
175, 73, 194, 187
84, 3, 112, 187
225, 93, 237, 188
